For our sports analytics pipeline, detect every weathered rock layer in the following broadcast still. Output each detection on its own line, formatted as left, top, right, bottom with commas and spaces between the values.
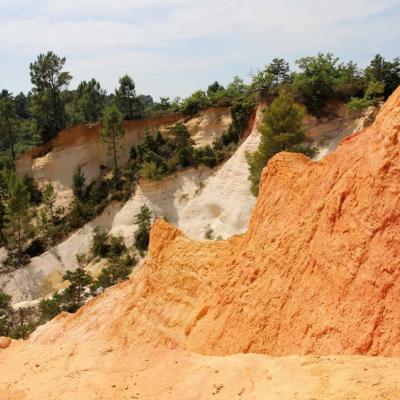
1, 90, 400, 399
28, 88, 400, 357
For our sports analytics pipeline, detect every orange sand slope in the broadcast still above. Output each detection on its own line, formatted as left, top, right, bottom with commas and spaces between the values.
1, 88, 400, 398
1, 340, 400, 399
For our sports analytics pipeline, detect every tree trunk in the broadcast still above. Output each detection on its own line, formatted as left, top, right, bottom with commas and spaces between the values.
112, 130, 118, 171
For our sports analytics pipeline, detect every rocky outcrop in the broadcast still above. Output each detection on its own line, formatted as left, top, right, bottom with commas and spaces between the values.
2, 103, 378, 304
25, 88, 400, 357
0, 90, 399, 399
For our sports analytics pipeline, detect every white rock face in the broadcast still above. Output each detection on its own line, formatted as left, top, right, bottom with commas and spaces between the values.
109, 167, 213, 243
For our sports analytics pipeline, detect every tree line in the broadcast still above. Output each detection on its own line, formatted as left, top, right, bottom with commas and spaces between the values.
1, 51, 399, 167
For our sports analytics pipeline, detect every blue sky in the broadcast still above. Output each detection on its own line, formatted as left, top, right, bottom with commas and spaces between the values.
0, 0, 399, 100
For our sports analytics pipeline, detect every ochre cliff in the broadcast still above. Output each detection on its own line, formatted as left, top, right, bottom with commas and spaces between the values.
15, 108, 230, 195
26, 87, 400, 357
1, 90, 400, 398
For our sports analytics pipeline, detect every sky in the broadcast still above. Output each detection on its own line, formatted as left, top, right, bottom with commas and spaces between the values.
0, 0, 399, 100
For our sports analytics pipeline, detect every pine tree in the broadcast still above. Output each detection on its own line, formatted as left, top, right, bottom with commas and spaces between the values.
37, 182, 58, 245
247, 89, 306, 196
72, 165, 86, 199
73, 78, 106, 123
115, 74, 136, 119
29, 51, 72, 141
0, 93, 20, 161
3, 174, 34, 266
101, 106, 124, 171
134, 205, 152, 253
62, 268, 93, 312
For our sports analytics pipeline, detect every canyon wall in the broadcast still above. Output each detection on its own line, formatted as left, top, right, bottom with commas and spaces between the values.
2, 105, 377, 304
29, 88, 400, 357
0, 92, 399, 400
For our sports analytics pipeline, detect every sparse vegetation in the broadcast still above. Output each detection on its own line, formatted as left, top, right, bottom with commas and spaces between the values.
204, 224, 214, 240
247, 89, 316, 196
134, 205, 153, 253
3, 173, 35, 267
0, 51, 399, 324
101, 105, 124, 172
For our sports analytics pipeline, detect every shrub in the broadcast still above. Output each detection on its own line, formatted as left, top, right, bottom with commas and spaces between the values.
204, 224, 214, 240
134, 205, 152, 253
194, 146, 218, 168
90, 226, 110, 258
107, 235, 126, 259
140, 161, 165, 180
346, 97, 372, 111
72, 165, 86, 199
181, 90, 209, 116
0, 291, 12, 336
91, 254, 137, 292
247, 89, 314, 196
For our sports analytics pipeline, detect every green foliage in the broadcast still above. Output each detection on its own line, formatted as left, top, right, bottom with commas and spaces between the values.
346, 80, 385, 111
204, 224, 214, 240
247, 89, 312, 196
90, 226, 110, 258
62, 268, 93, 312
91, 254, 137, 293
38, 291, 64, 322
39, 267, 93, 322
346, 97, 373, 111
365, 80, 385, 100
72, 79, 106, 123
72, 165, 86, 199
37, 181, 62, 246
335, 61, 366, 100
0, 92, 20, 161
139, 161, 165, 180
181, 90, 209, 116
101, 105, 124, 171
134, 205, 152, 253
365, 54, 400, 99
23, 175, 42, 205
29, 51, 72, 142
293, 53, 340, 113
251, 58, 291, 96
3, 173, 35, 267
0, 291, 12, 336
115, 74, 140, 119
214, 96, 254, 149
90, 226, 127, 260
194, 145, 218, 168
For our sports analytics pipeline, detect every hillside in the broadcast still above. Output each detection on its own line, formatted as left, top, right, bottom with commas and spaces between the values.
0, 88, 399, 398
28, 88, 400, 355
1, 103, 375, 304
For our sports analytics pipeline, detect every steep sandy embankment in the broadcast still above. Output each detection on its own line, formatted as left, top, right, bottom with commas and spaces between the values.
1, 105, 376, 304
0, 90, 399, 399
29, 88, 400, 356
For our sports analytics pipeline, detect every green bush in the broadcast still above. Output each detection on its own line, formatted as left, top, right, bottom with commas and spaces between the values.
134, 205, 152, 253
346, 97, 373, 111
247, 89, 314, 196
91, 254, 137, 292
181, 90, 209, 116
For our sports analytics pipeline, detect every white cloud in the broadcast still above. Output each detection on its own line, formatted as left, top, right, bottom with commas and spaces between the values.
0, 0, 399, 97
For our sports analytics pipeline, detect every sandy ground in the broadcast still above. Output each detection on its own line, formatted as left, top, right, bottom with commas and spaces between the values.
1, 339, 400, 399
